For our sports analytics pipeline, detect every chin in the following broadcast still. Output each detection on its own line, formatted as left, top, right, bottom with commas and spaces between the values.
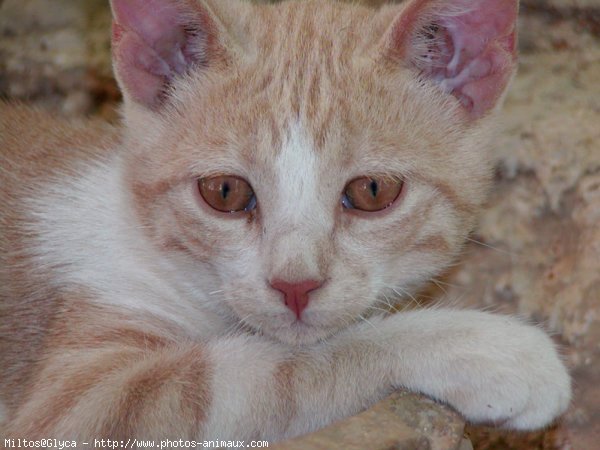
261, 317, 346, 346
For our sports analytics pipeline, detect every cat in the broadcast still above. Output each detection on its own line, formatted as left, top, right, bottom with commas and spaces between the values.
0, 0, 571, 443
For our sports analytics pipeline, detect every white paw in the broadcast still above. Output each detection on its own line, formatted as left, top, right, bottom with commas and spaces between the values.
444, 319, 572, 430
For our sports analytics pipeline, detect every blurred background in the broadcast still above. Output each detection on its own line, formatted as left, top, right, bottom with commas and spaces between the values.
1, 1, 598, 449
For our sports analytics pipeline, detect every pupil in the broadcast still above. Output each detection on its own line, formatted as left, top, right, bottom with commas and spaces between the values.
369, 180, 378, 198
221, 182, 230, 199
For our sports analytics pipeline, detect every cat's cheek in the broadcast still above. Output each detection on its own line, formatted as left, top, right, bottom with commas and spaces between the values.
145, 198, 258, 267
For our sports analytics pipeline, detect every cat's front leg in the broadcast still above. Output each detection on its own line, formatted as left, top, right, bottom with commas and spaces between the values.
5, 308, 569, 441
2, 319, 395, 442
354, 308, 572, 429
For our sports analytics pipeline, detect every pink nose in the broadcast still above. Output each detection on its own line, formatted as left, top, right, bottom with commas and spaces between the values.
270, 279, 323, 319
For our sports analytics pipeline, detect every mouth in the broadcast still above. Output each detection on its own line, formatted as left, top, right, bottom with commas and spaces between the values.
265, 322, 333, 345
225, 293, 362, 346
255, 312, 350, 346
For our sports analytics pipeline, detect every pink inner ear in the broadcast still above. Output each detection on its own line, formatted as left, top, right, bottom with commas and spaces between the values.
436, 0, 516, 116
111, 0, 205, 107
395, 0, 518, 119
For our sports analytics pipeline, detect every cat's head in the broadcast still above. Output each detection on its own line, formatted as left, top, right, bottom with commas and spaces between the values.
110, 0, 518, 344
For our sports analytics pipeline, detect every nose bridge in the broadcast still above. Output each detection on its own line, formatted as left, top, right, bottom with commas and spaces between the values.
264, 121, 334, 282
267, 225, 330, 282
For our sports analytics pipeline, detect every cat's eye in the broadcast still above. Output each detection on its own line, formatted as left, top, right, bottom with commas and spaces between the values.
198, 176, 257, 213
342, 177, 403, 212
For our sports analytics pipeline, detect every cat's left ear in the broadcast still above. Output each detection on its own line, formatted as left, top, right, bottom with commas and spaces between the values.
381, 0, 519, 119
110, 0, 228, 108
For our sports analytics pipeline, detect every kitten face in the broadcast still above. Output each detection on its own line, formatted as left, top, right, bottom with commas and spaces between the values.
114, 0, 513, 344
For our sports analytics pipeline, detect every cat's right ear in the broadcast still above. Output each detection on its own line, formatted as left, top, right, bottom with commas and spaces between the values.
110, 0, 227, 109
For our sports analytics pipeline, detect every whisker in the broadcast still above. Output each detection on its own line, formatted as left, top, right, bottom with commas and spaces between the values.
393, 286, 422, 309
465, 236, 517, 257
208, 290, 224, 296
430, 278, 449, 295
368, 305, 393, 315
430, 278, 462, 289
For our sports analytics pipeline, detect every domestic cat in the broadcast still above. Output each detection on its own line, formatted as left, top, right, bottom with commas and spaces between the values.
0, 0, 571, 442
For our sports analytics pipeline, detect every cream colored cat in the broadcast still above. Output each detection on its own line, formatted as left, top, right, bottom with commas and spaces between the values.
0, 0, 570, 442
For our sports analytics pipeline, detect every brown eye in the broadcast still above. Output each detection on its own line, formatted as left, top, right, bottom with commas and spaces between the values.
198, 176, 257, 213
342, 177, 403, 212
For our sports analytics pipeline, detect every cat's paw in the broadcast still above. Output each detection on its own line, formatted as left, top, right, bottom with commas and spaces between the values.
443, 319, 572, 430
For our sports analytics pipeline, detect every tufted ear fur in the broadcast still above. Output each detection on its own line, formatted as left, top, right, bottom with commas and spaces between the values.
382, 0, 519, 119
110, 0, 227, 108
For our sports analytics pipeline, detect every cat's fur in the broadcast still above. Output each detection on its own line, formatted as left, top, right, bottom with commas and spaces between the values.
0, 0, 571, 442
